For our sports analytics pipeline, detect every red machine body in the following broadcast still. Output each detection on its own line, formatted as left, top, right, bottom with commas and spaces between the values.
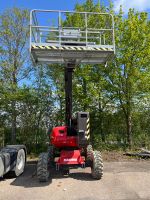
50, 126, 78, 148
50, 126, 85, 166
57, 150, 84, 165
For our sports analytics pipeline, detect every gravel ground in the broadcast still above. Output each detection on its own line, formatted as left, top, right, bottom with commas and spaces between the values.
0, 160, 150, 200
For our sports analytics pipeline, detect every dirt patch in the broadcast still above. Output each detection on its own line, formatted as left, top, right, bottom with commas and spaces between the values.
27, 150, 150, 163
102, 150, 150, 162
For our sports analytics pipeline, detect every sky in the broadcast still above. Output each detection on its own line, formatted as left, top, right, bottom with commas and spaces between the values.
0, 0, 106, 12
114, 0, 150, 14
0, 0, 150, 14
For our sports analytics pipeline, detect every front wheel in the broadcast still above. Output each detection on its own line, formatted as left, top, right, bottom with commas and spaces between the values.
37, 153, 49, 182
48, 145, 54, 167
91, 151, 103, 180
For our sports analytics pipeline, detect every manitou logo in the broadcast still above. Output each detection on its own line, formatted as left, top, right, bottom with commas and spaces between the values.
64, 158, 77, 162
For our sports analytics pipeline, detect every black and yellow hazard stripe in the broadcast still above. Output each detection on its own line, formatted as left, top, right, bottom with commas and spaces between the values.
31, 45, 113, 52
86, 117, 90, 141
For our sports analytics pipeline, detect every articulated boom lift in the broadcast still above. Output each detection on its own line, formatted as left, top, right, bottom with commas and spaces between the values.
30, 9, 115, 181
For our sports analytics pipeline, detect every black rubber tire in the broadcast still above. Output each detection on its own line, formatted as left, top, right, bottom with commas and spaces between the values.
86, 144, 93, 162
91, 151, 103, 180
48, 145, 54, 166
0, 154, 5, 177
14, 149, 26, 176
87, 144, 93, 152
37, 153, 49, 182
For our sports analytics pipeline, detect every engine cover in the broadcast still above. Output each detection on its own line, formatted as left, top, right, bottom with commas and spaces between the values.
50, 126, 78, 148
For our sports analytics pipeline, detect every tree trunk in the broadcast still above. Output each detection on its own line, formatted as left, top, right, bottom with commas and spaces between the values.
0, 128, 5, 147
99, 112, 105, 142
11, 68, 17, 144
126, 115, 132, 148
98, 93, 105, 142
11, 101, 17, 144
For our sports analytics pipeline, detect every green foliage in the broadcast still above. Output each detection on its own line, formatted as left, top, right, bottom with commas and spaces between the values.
107, 8, 150, 147
0, 2, 150, 152
0, 7, 31, 144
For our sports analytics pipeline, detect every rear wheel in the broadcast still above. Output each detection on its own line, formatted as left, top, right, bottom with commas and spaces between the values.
87, 144, 93, 160
87, 144, 93, 152
91, 151, 103, 180
37, 153, 49, 182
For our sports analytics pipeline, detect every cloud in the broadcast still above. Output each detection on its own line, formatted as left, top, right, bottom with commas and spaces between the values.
113, 0, 150, 14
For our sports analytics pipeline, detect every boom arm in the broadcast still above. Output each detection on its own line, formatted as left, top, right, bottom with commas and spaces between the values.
65, 63, 75, 126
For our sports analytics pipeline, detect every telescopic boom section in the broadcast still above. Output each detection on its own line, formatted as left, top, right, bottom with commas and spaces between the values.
65, 63, 75, 126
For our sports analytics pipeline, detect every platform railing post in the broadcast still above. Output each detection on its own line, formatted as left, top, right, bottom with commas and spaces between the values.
85, 13, 88, 46
111, 14, 115, 54
59, 11, 61, 46
29, 10, 33, 53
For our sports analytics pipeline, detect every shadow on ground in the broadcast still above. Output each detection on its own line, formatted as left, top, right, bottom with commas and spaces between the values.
0, 161, 95, 188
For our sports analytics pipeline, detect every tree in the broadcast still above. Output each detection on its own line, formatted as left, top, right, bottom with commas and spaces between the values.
0, 8, 31, 144
16, 67, 54, 153
107, 8, 150, 147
